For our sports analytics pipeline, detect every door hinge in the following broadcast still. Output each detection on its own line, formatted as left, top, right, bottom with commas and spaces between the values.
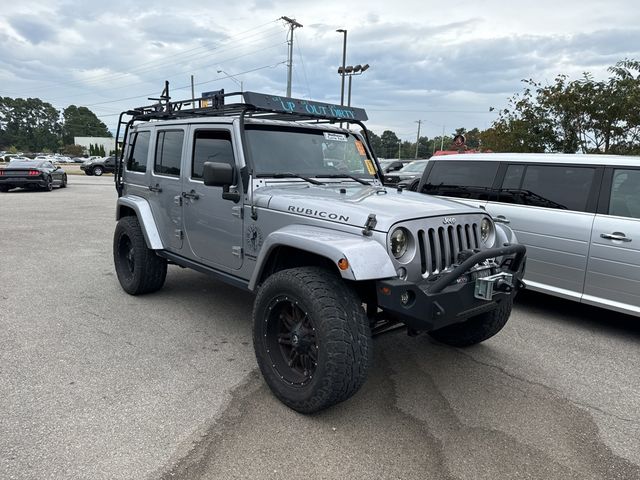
173, 195, 182, 206
232, 246, 242, 257
175, 229, 184, 240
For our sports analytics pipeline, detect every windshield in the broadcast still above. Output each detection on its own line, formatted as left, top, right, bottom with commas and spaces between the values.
7, 161, 42, 168
246, 126, 376, 179
399, 161, 428, 173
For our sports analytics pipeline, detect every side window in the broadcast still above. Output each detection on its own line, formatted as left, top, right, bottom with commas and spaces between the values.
519, 165, 595, 211
127, 131, 150, 173
192, 130, 235, 179
154, 130, 184, 177
498, 164, 525, 203
609, 169, 640, 219
421, 161, 499, 200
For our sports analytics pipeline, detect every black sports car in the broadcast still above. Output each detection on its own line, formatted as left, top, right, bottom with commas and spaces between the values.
0, 160, 68, 192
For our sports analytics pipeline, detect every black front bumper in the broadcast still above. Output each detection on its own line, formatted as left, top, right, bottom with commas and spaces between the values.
376, 244, 526, 332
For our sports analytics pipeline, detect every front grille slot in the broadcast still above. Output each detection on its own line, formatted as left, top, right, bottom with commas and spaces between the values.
418, 222, 480, 277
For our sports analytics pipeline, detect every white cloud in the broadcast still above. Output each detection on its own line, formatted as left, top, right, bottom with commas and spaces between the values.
0, 0, 639, 139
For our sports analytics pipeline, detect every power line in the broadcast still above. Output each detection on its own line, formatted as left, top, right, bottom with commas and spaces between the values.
0, 19, 283, 97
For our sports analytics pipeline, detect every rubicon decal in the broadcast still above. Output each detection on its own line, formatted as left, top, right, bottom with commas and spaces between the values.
288, 206, 349, 222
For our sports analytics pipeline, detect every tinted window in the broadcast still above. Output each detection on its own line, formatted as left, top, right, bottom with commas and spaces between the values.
422, 161, 499, 200
518, 165, 595, 211
498, 164, 525, 203
127, 131, 150, 173
192, 130, 235, 179
154, 130, 184, 176
609, 169, 640, 219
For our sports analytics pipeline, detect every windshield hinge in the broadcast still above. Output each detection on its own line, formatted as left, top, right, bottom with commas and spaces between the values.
362, 214, 377, 236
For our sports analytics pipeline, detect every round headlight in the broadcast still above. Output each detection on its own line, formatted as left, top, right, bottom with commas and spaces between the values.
480, 218, 494, 246
390, 228, 409, 258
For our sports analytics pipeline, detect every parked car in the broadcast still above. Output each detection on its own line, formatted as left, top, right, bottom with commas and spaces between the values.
81, 156, 116, 176
378, 159, 413, 174
416, 152, 640, 317
383, 160, 429, 187
0, 160, 67, 191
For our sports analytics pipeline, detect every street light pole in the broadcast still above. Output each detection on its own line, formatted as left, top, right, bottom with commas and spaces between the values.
336, 29, 347, 105
338, 64, 369, 107
414, 120, 422, 159
217, 69, 243, 92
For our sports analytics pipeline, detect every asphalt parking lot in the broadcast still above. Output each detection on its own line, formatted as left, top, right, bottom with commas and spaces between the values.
1, 176, 639, 480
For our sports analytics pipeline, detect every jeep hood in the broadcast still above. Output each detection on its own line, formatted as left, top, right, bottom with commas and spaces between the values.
255, 183, 482, 231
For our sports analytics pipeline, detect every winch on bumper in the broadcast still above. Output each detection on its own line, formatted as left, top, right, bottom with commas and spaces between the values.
376, 244, 526, 332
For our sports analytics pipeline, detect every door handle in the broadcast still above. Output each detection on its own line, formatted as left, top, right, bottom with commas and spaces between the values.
494, 215, 510, 224
148, 184, 162, 193
182, 190, 200, 200
600, 232, 632, 242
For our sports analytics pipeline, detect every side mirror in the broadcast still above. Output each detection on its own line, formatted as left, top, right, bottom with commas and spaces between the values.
203, 162, 234, 187
203, 162, 240, 203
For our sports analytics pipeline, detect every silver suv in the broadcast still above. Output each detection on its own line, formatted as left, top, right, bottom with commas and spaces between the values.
417, 153, 640, 317
112, 88, 525, 413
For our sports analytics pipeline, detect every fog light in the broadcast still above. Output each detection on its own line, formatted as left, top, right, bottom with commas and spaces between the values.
400, 290, 415, 307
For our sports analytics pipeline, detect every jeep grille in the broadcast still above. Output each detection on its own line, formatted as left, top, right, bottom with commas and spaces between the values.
417, 223, 480, 276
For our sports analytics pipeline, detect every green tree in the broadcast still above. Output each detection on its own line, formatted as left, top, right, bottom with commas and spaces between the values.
484, 59, 640, 154
0, 97, 61, 151
61, 144, 85, 156
380, 130, 400, 158
62, 105, 111, 145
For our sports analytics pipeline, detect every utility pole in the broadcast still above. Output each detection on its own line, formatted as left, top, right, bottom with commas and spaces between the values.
190, 75, 195, 102
398, 140, 402, 159
414, 120, 422, 159
281, 16, 303, 97
440, 125, 445, 151
336, 29, 347, 105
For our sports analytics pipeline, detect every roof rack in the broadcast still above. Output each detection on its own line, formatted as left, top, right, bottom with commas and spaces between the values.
122, 81, 368, 124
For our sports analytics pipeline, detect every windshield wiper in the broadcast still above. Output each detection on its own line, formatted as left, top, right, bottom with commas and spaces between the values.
259, 172, 324, 185
317, 174, 371, 185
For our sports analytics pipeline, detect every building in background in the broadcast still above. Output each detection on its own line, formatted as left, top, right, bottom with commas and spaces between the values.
73, 137, 116, 155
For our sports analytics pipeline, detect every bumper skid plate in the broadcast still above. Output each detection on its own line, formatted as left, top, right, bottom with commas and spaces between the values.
376, 244, 526, 332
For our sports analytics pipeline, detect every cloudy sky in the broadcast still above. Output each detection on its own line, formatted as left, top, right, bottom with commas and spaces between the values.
1, 0, 639, 141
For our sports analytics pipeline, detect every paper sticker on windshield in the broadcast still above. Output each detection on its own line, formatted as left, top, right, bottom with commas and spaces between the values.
355, 139, 367, 156
364, 159, 376, 175
323, 132, 347, 142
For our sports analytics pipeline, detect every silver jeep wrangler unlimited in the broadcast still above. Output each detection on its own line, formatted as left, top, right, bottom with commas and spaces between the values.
113, 87, 526, 413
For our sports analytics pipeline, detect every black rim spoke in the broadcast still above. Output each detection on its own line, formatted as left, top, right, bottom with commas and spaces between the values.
266, 297, 319, 385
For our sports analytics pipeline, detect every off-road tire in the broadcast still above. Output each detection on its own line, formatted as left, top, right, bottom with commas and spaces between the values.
428, 298, 512, 347
60, 174, 67, 188
253, 267, 373, 413
93, 166, 104, 176
113, 216, 167, 295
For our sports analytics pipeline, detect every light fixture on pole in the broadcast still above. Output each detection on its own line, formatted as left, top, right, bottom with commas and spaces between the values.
336, 29, 347, 105
217, 69, 243, 92
337, 63, 370, 107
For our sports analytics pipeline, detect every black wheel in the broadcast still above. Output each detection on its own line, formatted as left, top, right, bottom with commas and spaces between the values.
253, 267, 373, 413
113, 216, 167, 295
0, 186, 8, 192
44, 176, 53, 191
408, 179, 420, 191
93, 166, 103, 176
60, 174, 67, 188
428, 298, 513, 347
